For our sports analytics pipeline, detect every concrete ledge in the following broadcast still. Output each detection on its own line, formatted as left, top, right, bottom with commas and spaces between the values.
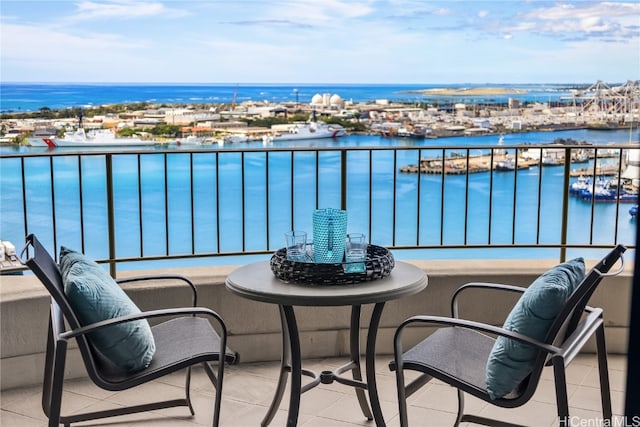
1, 258, 633, 390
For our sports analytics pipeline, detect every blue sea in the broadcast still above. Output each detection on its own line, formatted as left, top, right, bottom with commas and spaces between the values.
0, 83, 637, 268
0, 82, 585, 113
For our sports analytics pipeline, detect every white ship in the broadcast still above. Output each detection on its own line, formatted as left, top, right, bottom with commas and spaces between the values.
28, 128, 157, 147
270, 121, 346, 142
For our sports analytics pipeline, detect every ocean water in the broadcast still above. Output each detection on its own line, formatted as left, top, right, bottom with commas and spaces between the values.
0, 82, 582, 113
1, 129, 637, 269
0, 83, 637, 268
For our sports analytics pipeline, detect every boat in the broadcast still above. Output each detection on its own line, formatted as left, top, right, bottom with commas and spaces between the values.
270, 121, 346, 142
28, 128, 157, 147
495, 157, 531, 172
396, 125, 431, 139
570, 175, 591, 194
541, 154, 564, 166
175, 135, 204, 145
223, 134, 251, 144
630, 205, 638, 217
578, 181, 638, 203
495, 158, 516, 171
571, 150, 590, 163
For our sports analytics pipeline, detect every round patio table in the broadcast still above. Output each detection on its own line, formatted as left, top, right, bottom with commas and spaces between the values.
225, 260, 427, 427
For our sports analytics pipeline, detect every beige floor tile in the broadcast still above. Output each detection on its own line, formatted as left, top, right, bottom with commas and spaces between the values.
0, 354, 629, 427
102, 380, 187, 407
581, 364, 627, 392
532, 377, 580, 405
476, 399, 558, 426
0, 385, 42, 409
386, 405, 461, 427
0, 410, 46, 427
606, 354, 629, 372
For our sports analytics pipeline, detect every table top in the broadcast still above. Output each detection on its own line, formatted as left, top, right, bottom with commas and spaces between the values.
225, 261, 427, 306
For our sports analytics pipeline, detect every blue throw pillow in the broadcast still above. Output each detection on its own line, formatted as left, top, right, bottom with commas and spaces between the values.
485, 258, 585, 400
60, 246, 155, 372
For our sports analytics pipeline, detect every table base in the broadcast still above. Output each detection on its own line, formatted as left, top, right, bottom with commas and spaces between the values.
261, 303, 386, 427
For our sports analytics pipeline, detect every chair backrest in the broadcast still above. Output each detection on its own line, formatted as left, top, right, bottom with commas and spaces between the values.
21, 234, 82, 330
20, 234, 112, 383
500, 245, 626, 406
515, 245, 626, 401
549, 244, 626, 348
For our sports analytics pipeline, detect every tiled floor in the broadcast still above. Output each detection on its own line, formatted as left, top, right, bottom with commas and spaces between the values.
1, 353, 628, 427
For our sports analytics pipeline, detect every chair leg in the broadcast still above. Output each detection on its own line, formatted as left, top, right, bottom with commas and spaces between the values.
215, 357, 225, 427
202, 360, 224, 427
552, 357, 570, 426
596, 325, 612, 421
48, 341, 68, 427
393, 358, 409, 427
185, 366, 195, 416
41, 322, 56, 423
454, 389, 465, 427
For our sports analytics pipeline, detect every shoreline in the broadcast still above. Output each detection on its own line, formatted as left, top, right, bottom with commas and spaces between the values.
406, 87, 528, 96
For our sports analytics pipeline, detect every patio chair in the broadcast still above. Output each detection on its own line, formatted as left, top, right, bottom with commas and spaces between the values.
20, 234, 237, 427
390, 245, 626, 427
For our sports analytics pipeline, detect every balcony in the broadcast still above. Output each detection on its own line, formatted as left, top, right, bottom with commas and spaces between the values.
1, 353, 629, 426
0, 145, 636, 424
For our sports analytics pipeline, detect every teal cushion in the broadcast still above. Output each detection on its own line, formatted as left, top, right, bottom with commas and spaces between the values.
485, 258, 585, 400
60, 247, 155, 372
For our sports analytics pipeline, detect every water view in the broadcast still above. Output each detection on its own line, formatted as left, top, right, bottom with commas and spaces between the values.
1, 127, 637, 270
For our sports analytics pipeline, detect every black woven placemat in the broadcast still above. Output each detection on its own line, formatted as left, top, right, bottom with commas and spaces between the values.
270, 244, 394, 285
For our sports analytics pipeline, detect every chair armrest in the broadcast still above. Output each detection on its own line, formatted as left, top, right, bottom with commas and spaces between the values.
116, 274, 198, 307
59, 307, 227, 342
452, 282, 526, 318
394, 315, 561, 357
553, 307, 604, 366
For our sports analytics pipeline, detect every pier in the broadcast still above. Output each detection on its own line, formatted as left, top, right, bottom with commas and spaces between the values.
400, 153, 623, 176
399, 154, 537, 175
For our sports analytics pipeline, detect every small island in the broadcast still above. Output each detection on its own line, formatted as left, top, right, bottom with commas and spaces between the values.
407, 87, 528, 96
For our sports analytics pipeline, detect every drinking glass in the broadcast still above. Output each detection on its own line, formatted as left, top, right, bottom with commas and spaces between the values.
285, 230, 307, 262
345, 233, 367, 273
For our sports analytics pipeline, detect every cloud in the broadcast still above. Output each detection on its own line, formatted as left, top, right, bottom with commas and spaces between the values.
513, 1, 640, 41
225, 19, 313, 29
2, 23, 144, 58
70, 0, 188, 21
266, 0, 373, 24
1, 0, 637, 83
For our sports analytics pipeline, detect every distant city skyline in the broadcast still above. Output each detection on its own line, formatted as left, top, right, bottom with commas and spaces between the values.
1, 1, 639, 84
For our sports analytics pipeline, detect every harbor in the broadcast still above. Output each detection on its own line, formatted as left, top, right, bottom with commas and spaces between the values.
1, 87, 638, 259
1, 135, 637, 276
394, 135, 639, 205
1, 80, 639, 151
398, 144, 626, 176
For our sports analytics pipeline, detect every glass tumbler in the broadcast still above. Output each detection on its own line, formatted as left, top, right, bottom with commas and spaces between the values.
345, 233, 367, 273
285, 230, 307, 262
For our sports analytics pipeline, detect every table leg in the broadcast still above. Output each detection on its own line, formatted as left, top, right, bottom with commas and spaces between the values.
282, 305, 302, 427
261, 306, 293, 427
366, 302, 386, 426
262, 303, 385, 426
349, 305, 374, 420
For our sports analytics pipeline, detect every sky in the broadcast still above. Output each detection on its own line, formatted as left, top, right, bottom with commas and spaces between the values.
1, 0, 639, 84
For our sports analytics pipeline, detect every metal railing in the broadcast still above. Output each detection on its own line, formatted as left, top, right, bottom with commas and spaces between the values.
1, 144, 636, 275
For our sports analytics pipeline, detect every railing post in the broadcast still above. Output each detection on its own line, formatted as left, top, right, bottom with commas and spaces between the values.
105, 154, 116, 277
559, 148, 572, 262
341, 150, 347, 210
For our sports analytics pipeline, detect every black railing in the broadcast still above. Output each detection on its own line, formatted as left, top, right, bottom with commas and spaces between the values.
1, 144, 637, 275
